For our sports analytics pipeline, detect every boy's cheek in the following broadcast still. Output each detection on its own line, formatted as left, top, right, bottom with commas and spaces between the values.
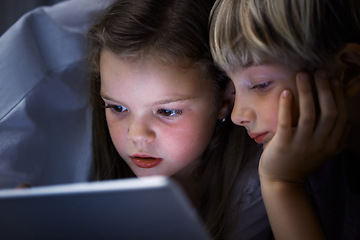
291, 100, 300, 127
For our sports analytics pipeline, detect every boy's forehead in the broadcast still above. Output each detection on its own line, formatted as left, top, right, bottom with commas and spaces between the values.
229, 61, 282, 73
228, 61, 298, 80
234, 57, 304, 73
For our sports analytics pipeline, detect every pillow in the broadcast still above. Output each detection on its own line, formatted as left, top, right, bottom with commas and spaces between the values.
0, 0, 113, 189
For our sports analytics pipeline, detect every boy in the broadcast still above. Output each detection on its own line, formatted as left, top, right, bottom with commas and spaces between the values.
210, 0, 360, 239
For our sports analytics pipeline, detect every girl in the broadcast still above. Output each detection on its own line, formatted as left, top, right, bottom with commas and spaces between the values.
87, 0, 267, 239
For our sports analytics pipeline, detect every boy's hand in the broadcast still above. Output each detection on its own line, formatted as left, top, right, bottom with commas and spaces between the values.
259, 71, 348, 184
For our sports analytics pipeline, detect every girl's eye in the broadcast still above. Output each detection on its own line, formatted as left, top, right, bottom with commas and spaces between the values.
250, 82, 271, 90
105, 104, 128, 113
157, 109, 182, 117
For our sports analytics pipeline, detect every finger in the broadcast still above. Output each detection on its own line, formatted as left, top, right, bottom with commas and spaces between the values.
294, 72, 316, 141
312, 71, 337, 140
275, 89, 293, 142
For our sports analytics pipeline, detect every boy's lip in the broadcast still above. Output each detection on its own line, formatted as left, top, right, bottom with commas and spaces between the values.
248, 132, 268, 144
130, 154, 163, 168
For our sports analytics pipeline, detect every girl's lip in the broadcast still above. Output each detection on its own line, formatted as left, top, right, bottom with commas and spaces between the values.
130, 154, 163, 168
248, 132, 268, 144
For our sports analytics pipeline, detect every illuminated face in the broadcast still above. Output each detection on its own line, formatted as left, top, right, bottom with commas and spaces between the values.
228, 62, 300, 149
100, 49, 219, 179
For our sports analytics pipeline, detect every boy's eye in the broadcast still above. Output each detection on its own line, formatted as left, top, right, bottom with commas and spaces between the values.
157, 109, 182, 117
250, 82, 271, 90
105, 104, 128, 113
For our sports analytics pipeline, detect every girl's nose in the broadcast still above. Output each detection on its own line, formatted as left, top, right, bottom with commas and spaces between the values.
128, 120, 155, 144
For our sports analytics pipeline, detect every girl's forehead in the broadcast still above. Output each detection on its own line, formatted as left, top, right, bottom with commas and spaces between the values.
101, 47, 196, 67
100, 49, 213, 92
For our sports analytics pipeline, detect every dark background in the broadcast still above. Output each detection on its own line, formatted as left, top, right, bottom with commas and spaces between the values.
0, 0, 65, 36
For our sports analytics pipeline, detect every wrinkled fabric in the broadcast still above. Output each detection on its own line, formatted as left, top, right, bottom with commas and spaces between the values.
0, 0, 113, 189
229, 155, 273, 240
307, 149, 360, 240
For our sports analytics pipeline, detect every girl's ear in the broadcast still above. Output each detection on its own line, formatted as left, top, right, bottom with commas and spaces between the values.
218, 81, 235, 120
337, 43, 360, 98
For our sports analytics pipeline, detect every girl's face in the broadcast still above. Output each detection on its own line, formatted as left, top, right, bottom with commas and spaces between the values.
100, 50, 219, 179
228, 62, 300, 149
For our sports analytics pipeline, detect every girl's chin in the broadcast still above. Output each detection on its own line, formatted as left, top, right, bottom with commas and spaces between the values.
132, 169, 170, 178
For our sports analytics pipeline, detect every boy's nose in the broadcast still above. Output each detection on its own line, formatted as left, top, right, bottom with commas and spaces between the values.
128, 120, 155, 144
231, 104, 254, 129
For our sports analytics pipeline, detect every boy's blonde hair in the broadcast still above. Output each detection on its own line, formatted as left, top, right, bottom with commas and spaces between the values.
210, 0, 360, 73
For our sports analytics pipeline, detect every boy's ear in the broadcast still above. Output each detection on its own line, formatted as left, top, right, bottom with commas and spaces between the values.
337, 43, 360, 98
218, 81, 235, 120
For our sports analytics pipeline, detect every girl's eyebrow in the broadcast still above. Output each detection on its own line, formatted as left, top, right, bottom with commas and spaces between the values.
100, 92, 195, 105
100, 93, 120, 103
154, 96, 195, 105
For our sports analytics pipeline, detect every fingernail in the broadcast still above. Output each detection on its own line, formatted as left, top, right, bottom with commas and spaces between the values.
316, 70, 327, 79
282, 90, 290, 98
298, 72, 308, 81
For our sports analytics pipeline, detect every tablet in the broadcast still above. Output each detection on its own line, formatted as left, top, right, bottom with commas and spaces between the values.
0, 176, 211, 240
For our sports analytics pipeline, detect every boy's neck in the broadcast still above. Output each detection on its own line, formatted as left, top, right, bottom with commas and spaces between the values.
345, 93, 360, 157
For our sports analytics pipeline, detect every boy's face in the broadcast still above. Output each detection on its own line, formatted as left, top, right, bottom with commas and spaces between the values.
100, 49, 218, 179
228, 62, 300, 149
